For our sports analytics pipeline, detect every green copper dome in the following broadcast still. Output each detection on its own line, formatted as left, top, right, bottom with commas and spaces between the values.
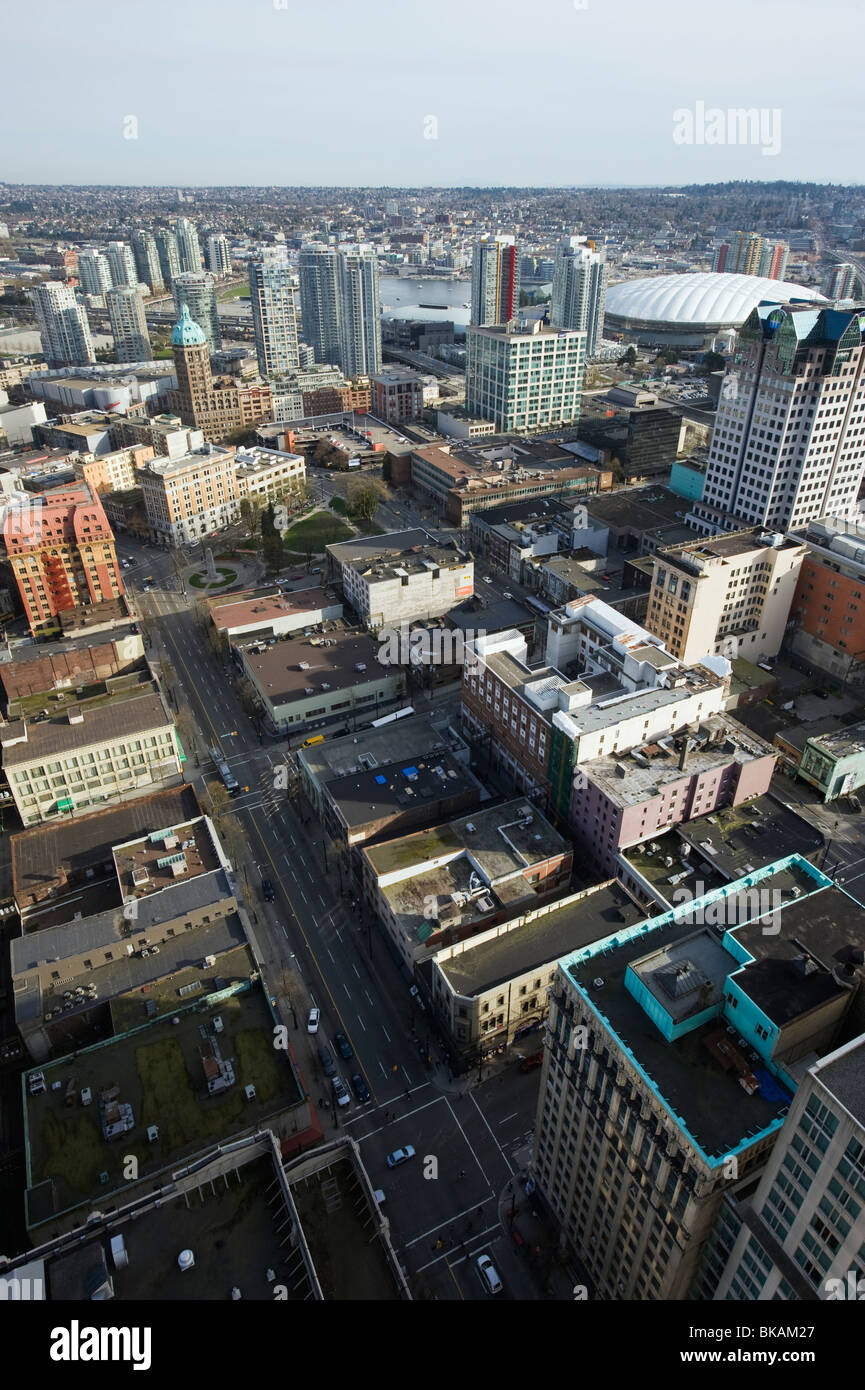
171, 302, 207, 347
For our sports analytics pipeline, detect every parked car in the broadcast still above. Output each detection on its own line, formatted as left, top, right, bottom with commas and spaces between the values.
385, 1145, 416, 1169
334, 1031, 353, 1060
350, 1072, 370, 1102
261, 878, 275, 902
319, 1045, 336, 1077
307, 1007, 320, 1034
476, 1254, 503, 1295
331, 1075, 350, 1107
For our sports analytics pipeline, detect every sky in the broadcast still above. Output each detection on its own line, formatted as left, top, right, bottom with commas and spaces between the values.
1, 0, 863, 187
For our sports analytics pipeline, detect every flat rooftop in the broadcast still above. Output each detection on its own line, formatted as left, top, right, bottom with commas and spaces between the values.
814, 1037, 865, 1128
324, 749, 481, 830
24, 981, 304, 1220
661, 530, 804, 568
243, 630, 385, 704
366, 799, 567, 883
675, 795, 823, 880
11, 784, 201, 910
1, 690, 171, 764
584, 485, 685, 532
113, 818, 220, 901
327, 529, 428, 565
807, 719, 865, 761
440, 882, 644, 996
0, 618, 140, 669
584, 718, 774, 809
210, 587, 337, 632
346, 543, 468, 582
299, 711, 466, 784
562, 860, 863, 1162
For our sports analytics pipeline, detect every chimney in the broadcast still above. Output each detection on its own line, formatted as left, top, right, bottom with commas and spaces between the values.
679, 737, 691, 772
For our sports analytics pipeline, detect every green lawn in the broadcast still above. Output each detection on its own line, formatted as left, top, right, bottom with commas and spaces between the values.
189, 567, 237, 589
282, 511, 353, 550
329, 496, 348, 514
218, 282, 249, 300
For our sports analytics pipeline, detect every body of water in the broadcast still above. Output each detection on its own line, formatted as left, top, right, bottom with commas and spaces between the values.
379, 275, 470, 310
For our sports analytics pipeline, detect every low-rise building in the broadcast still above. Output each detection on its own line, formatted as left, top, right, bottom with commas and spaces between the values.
135, 445, 239, 545
233, 445, 306, 503
1, 689, 183, 826
209, 585, 342, 641
429, 879, 644, 1060
0, 619, 144, 712
372, 366, 424, 424
361, 799, 572, 967
240, 628, 406, 734
321, 747, 483, 849
570, 715, 777, 875
328, 532, 473, 629
798, 720, 865, 802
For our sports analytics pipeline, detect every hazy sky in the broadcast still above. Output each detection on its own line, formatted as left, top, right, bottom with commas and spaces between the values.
2, 0, 862, 186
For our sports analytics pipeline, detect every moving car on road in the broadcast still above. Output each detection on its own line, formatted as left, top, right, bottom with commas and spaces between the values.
261, 878, 275, 902
476, 1254, 503, 1295
350, 1072, 370, 1102
307, 1008, 320, 1034
385, 1145, 415, 1169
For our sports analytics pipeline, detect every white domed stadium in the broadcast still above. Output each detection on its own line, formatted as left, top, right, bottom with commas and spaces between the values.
605, 271, 827, 350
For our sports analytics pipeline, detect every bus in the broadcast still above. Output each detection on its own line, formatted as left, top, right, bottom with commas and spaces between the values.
209, 746, 239, 797
370, 706, 415, 728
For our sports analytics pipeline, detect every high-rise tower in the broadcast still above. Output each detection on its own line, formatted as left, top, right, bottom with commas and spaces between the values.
470, 234, 520, 326
171, 272, 221, 354
106, 286, 151, 363
248, 246, 299, 378
551, 236, 608, 356
30, 281, 95, 367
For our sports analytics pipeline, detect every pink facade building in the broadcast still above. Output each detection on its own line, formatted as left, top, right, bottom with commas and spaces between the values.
570, 717, 777, 874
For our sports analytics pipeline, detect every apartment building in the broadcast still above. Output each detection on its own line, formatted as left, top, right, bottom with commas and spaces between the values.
465, 319, 586, 434
461, 610, 729, 821
694, 1036, 865, 1300
1, 483, 123, 633
690, 304, 865, 534
73, 444, 155, 495
570, 715, 777, 875
533, 857, 863, 1300
372, 367, 424, 424
135, 445, 239, 545
29, 282, 95, 368
645, 529, 806, 664
470, 234, 520, 326
1, 690, 182, 827
105, 286, 150, 363
233, 446, 306, 504
789, 516, 865, 681
248, 245, 299, 378
330, 535, 473, 629
361, 800, 572, 968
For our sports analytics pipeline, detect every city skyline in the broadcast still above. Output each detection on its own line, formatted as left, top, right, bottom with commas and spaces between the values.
3, 0, 862, 186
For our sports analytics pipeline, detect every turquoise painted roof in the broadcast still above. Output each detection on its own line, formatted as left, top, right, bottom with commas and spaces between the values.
171, 303, 206, 347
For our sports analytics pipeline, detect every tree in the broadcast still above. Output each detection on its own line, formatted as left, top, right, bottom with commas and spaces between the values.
239, 495, 266, 538
618, 346, 637, 368
703, 351, 726, 373
347, 476, 383, 522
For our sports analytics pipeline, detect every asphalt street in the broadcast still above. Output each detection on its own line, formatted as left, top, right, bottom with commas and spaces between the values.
118, 538, 552, 1298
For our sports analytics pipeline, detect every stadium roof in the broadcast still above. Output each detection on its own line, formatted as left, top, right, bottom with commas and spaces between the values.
605, 272, 826, 329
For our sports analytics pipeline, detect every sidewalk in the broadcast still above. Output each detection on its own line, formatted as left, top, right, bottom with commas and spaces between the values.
496, 1146, 583, 1300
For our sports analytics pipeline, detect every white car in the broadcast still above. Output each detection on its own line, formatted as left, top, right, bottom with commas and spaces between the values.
476, 1254, 503, 1295
483, 576, 493, 585
502, 591, 514, 600
332, 1075, 350, 1107
307, 1007, 320, 1034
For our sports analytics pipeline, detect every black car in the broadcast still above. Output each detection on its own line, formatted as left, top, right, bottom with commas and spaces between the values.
261, 878, 275, 902
350, 1072, 370, 1103
334, 1031, 354, 1061
318, 1045, 336, 1077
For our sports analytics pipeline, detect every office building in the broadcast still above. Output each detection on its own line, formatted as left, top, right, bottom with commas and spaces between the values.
167, 306, 271, 440
205, 233, 232, 277
577, 387, 683, 481
175, 216, 202, 273
155, 228, 181, 287
77, 248, 113, 298
691, 303, 865, 534
298, 243, 341, 365
1, 687, 181, 828
361, 799, 572, 968
240, 628, 405, 735
336, 245, 381, 376
645, 529, 806, 664
104, 241, 138, 290
248, 245, 300, 378
470, 235, 520, 326
551, 236, 608, 355
533, 858, 863, 1300
171, 271, 221, 353
130, 229, 163, 293
29, 282, 95, 368
695, 1035, 865, 1301
466, 319, 585, 434
135, 445, 240, 545
105, 286, 150, 363
1, 482, 124, 632
409, 439, 606, 527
